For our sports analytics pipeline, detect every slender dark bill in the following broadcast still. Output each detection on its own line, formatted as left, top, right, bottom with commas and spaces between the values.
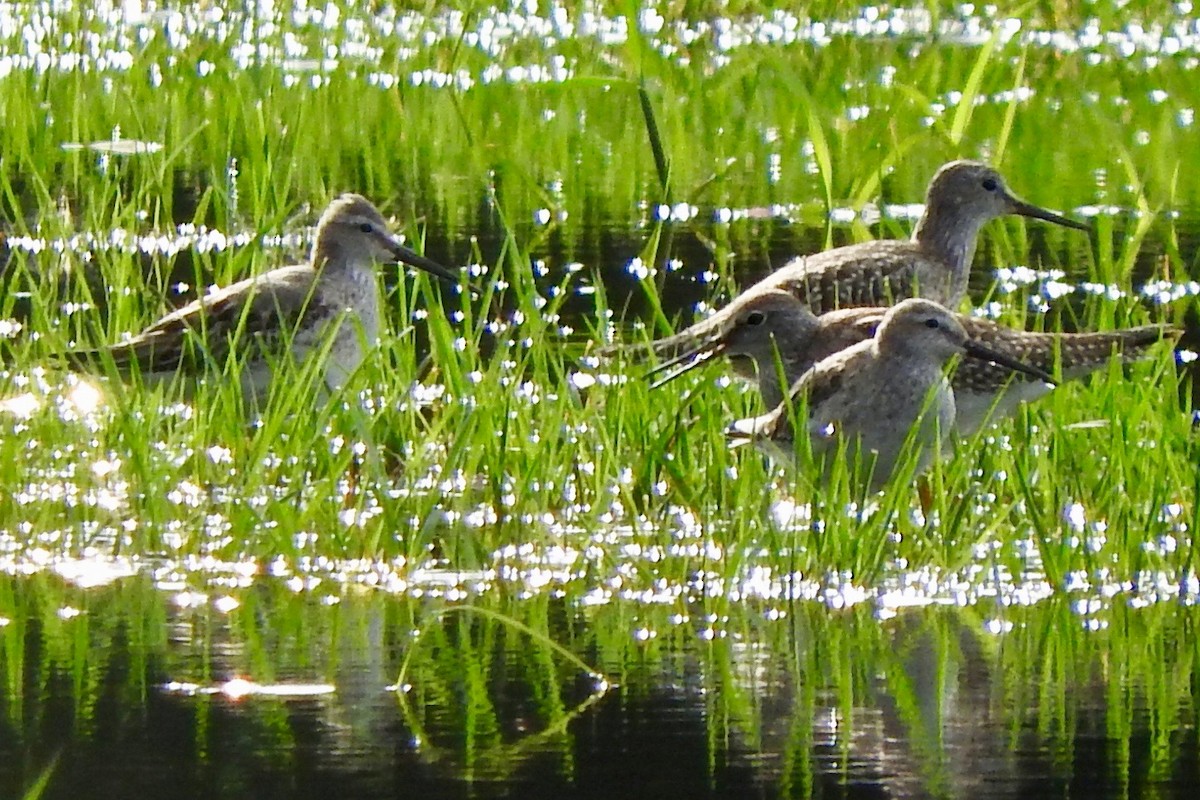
1011, 199, 1091, 232
963, 340, 1056, 384
389, 240, 463, 285
646, 343, 724, 389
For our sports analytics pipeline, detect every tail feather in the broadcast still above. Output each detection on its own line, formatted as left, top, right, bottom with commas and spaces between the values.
726, 408, 783, 442
1057, 324, 1180, 380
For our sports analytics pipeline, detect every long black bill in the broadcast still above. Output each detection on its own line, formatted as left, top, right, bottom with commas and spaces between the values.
645, 342, 725, 390
389, 239, 464, 286
1011, 198, 1091, 232
963, 339, 1057, 384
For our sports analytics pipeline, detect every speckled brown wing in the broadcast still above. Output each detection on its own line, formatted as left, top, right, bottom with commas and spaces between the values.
768, 344, 866, 441
67, 266, 323, 375
766, 241, 943, 316
795, 364, 848, 423
954, 319, 1177, 393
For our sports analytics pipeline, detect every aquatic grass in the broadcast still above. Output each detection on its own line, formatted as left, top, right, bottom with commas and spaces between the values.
945, 25, 1001, 147
801, 93, 836, 251
398, 603, 606, 689
996, 598, 1200, 771
18, 752, 58, 800
1, 3, 1200, 791
637, 84, 671, 197
1108, 142, 1159, 285
2, 186, 1190, 589
991, 48, 1027, 166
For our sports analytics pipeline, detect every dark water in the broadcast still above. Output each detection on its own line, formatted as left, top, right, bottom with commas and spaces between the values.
2, 578, 1198, 800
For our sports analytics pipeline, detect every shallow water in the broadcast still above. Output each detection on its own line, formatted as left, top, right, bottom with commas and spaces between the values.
2, 1, 1200, 798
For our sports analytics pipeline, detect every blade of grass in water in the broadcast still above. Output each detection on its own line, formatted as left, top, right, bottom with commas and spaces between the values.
948, 26, 1001, 145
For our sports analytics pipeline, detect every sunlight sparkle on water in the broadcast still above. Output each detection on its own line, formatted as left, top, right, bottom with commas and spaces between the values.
54, 555, 138, 588
161, 679, 336, 699
0, 1, 1193, 114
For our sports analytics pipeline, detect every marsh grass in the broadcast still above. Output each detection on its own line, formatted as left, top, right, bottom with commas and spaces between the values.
0, 3, 1199, 793
3, 197, 1190, 585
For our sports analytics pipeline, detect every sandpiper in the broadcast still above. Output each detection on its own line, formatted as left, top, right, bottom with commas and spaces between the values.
618, 160, 1088, 361
63, 193, 460, 401
652, 290, 1178, 435
725, 299, 1056, 492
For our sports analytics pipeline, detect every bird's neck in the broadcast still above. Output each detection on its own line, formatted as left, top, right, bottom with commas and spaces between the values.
911, 206, 984, 295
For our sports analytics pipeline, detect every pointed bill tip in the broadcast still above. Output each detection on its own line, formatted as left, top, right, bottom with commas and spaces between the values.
389, 241, 469, 288
1012, 199, 1091, 232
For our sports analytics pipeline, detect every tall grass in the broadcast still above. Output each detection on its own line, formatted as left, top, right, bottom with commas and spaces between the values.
0, 4, 1192, 576
0, 2, 1197, 795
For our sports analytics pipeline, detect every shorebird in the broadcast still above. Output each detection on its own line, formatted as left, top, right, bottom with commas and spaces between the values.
652, 290, 1178, 436
62, 193, 460, 401
725, 299, 1056, 492
614, 160, 1089, 361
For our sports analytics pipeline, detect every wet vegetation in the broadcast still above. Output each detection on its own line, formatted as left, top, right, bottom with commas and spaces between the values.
0, 2, 1198, 797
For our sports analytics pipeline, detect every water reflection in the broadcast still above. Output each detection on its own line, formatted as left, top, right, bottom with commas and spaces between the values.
1, 573, 1197, 798
2, 3, 1197, 83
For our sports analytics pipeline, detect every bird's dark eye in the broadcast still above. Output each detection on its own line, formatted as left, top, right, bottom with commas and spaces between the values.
359, 222, 373, 233
981, 177, 998, 192
745, 311, 766, 326
924, 318, 940, 329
